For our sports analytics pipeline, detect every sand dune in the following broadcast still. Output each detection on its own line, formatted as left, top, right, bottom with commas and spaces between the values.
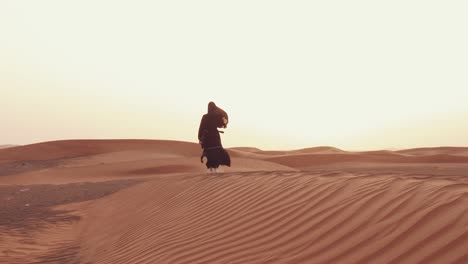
291, 146, 345, 154
0, 145, 18, 149
228, 146, 344, 156
0, 140, 294, 185
397, 147, 468, 156
265, 153, 468, 170
0, 139, 201, 163
0, 140, 201, 182
76, 171, 468, 264
1, 140, 468, 263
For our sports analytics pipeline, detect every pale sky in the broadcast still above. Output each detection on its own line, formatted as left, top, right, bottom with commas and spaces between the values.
1, 1, 467, 150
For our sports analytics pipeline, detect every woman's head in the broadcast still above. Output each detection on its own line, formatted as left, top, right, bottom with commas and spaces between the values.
208, 101, 217, 113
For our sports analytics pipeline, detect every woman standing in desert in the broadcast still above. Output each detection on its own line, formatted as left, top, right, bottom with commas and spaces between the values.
198, 102, 231, 173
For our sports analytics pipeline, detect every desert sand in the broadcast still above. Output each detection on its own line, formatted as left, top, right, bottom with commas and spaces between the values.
0, 145, 17, 150
1, 140, 468, 263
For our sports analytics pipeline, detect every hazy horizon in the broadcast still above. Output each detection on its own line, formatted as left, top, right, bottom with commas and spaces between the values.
2, 1, 467, 150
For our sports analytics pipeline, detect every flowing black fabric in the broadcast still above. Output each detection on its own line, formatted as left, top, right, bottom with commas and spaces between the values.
198, 103, 231, 169
203, 147, 231, 169
198, 113, 222, 149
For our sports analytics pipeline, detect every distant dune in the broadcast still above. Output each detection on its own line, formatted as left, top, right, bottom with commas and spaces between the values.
0, 139, 201, 162
0, 144, 18, 149
397, 146, 468, 156
1, 139, 468, 263
291, 146, 345, 154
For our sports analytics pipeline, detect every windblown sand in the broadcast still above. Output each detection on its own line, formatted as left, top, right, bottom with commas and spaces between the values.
1, 140, 468, 263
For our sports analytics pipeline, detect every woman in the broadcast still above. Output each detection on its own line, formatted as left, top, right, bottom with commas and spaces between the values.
198, 102, 231, 173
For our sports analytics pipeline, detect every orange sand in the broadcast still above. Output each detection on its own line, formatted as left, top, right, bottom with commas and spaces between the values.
1, 140, 468, 263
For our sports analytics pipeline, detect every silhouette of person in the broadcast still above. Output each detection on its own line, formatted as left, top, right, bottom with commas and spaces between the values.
198, 102, 231, 173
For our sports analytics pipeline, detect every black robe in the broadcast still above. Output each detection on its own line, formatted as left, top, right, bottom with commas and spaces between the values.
198, 112, 231, 168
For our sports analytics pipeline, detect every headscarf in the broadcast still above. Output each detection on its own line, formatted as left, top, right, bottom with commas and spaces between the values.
208, 101, 217, 113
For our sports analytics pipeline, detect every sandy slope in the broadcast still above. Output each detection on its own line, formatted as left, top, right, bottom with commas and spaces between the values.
79, 172, 468, 264
1, 140, 468, 263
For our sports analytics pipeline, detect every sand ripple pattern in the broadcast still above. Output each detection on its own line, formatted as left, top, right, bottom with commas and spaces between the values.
80, 171, 468, 264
